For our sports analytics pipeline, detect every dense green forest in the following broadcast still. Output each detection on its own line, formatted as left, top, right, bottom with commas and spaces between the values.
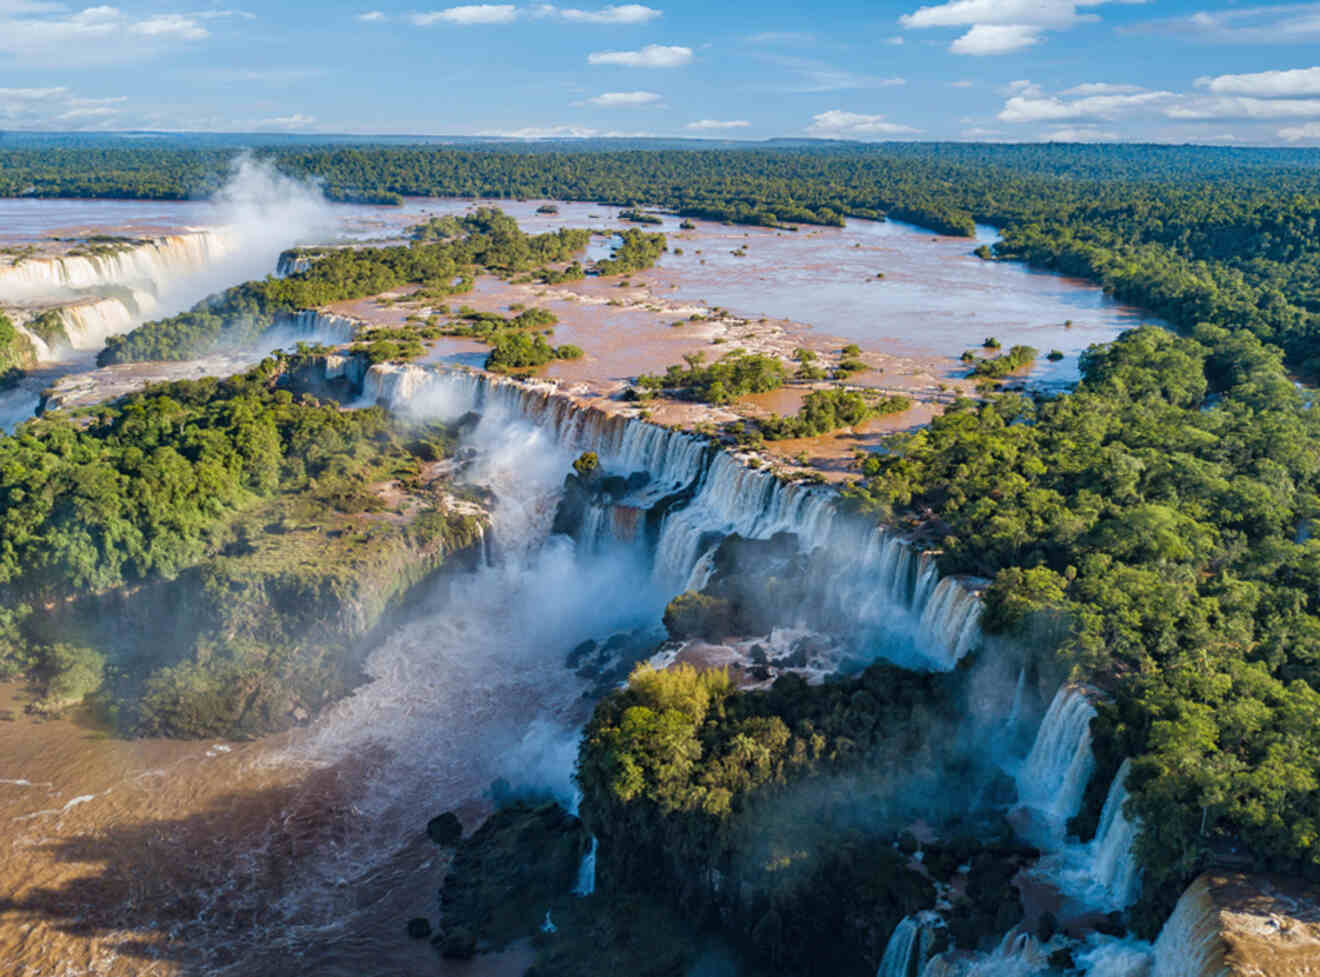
842, 323, 1320, 925
0, 354, 483, 736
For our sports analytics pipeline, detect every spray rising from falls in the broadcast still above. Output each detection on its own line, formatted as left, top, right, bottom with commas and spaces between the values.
360, 362, 987, 671
0, 156, 340, 365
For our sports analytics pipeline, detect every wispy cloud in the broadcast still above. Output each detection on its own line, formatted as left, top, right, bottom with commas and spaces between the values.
476, 123, 657, 138
686, 118, 750, 129
1195, 66, 1320, 97
356, 10, 387, 21
0, 85, 129, 129
1279, 121, 1320, 140
759, 55, 905, 93
1060, 82, 1147, 96
538, 4, 662, 23
585, 90, 663, 106
806, 109, 919, 138
1124, 3, 1320, 44
411, 5, 518, 25
587, 43, 692, 67
1042, 126, 1120, 141
0, 5, 220, 63
253, 113, 318, 130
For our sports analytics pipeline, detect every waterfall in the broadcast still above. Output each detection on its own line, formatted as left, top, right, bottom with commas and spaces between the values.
350, 362, 987, 670
1075, 934, 1154, 977
0, 230, 234, 300
1016, 685, 1097, 836
573, 838, 597, 897
920, 929, 1053, 977
917, 577, 985, 670
878, 914, 944, 977
57, 291, 156, 352
1005, 665, 1028, 732
1149, 877, 1230, 977
269, 310, 360, 348
1089, 759, 1142, 909
877, 917, 921, 977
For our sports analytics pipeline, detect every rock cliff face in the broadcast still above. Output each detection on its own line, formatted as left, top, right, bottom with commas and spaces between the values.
1152, 873, 1320, 977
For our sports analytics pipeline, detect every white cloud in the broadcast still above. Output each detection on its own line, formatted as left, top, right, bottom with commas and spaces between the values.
1000, 79, 1043, 97
1127, 3, 1320, 44
131, 14, 207, 38
1061, 82, 1147, 96
475, 124, 657, 138
885, 35, 904, 44
1165, 96, 1320, 120
0, 85, 127, 129
356, 10, 387, 21
1279, 121, 1320, 140
1195, 66, 1320, 97
686, 118, 750, 129
950, 24, 1041, 54
588, 43, 692, 67
254, 113, 317, 130
806, 109, 919, 138
948, 80, 976, 88
901, 0, 1098, 29
901, 0, 1135, 54
998, 90, 1172, 123
960, 126, 1007, 139
411, 5, 517, 25
556, 4, 661, 23
1042, 126, 1119, 141
745, 30, 815, 44
586, 90, 662, 106
0, 5, 215, 62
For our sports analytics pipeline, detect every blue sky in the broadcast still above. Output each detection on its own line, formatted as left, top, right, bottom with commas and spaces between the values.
2, 0, 1320, 144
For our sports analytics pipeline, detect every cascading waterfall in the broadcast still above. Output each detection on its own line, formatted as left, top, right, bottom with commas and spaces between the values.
1088, 759, 1142, 909
573, 837, 598, 897
0, 230, 234, 300
877, 917, 922, 977
1016, 685, 1097, 835
1149, 877, 1230, 977
353, 362, 987, 671
56, 289, 157, 351
917, 577, 986, 669
878, 914, 943, 977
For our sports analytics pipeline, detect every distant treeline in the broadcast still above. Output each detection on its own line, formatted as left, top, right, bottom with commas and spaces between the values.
7, 143, 1320, 366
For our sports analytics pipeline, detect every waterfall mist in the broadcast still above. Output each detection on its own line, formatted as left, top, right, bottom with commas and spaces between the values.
153, 153, 338, 318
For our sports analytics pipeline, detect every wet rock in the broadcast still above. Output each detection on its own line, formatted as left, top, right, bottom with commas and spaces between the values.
1048, 948, 1075, 969
428, 811, 464, 846
439, 926, 476, 959
407, 917, 432, 939
566, 639, 597, 669
1036, 910, 1057, 943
